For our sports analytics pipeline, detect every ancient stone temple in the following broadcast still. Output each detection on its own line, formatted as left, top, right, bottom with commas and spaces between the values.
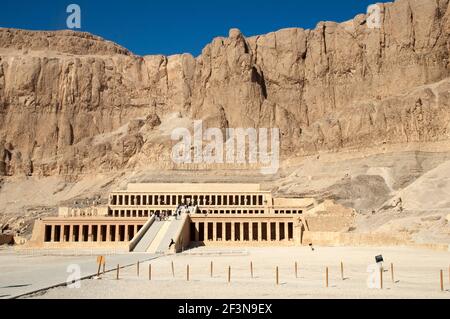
26, 183, 354, 253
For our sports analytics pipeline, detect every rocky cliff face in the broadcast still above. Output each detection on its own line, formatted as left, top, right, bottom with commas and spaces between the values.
0, 0, 449, 178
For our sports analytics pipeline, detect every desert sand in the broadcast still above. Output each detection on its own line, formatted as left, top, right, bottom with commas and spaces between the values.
27, 247, 450, 299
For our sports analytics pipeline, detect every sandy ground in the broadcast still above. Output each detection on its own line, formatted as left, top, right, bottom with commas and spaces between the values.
0, 247, 156, 298
27, 246, 450, 299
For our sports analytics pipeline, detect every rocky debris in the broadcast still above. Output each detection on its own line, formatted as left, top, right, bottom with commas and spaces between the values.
421, 216, 442, 222
127, 119, 145, 134
145, 113, 162, 129
69, 195, 104, 208
392, 197, 404, 213
0, 0, 447, 177
0, 207, 56, 239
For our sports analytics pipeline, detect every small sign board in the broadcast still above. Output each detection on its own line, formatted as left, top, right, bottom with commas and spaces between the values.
375, 255, 383, 263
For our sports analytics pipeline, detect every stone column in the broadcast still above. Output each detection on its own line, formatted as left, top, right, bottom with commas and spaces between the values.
195, 222, 200, 242
78, 225, 83, 242
213, 222, 217, 241
88, 225, 93, 242
258, 222, 262, 241
222, 222, 226, 241
106, 225, 111, 242
124, 224, 129, 242
285, 222, 289, 241
275, 222, 280, 241
49, 225, 54, 242
60, 226, 64, 242
249, 222, 253, 241
70, 225, 74, 242
240, 222, 244, 241
231, 222, 235, 241
134, 224, 139, 237
299, 223, 303, 245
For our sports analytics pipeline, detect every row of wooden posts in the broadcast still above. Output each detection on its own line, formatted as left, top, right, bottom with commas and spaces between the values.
107, 259, 449, 291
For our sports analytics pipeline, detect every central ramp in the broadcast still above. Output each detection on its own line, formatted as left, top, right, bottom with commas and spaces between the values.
131, 215, 187, 253
155, 217, 184, 253
146, 219, 173, 253
132, 219, 163, 253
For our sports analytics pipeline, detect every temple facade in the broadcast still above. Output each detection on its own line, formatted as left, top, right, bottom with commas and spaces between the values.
27, 183, 318, 252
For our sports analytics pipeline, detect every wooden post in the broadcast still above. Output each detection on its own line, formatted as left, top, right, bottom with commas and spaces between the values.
325, 267, 329, 288
441, 269, 444, 292
391, 263, 394, 283
228, 266, 231, 283
187, 264, 190, 281
210, 261, 213, 278
250, 261, 253, 279
97, 262, 102, 277
96, 255, 104, 277
116, 264, 120, 280
171, 261, 175, 278
380, 266, 383, 289
276, 266, 279, 285
137, 261, 140, 277
295, 262, 298, 278
340, 261, 344, 280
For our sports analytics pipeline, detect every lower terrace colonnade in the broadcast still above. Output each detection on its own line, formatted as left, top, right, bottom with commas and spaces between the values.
190, 221, 294, 242
43, 223, 145, 243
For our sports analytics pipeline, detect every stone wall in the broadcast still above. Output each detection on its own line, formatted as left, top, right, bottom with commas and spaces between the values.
302, 231, 410, 246
302, 231, 449, 251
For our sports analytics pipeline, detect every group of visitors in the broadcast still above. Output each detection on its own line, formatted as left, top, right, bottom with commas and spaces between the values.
155, 210, 170, 221
153, 199, 200, 221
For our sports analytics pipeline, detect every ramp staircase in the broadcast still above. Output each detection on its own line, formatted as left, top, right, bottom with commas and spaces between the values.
131, 215, 186, 253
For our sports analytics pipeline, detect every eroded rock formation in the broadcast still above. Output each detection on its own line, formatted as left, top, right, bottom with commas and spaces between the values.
0, 0, 449, 177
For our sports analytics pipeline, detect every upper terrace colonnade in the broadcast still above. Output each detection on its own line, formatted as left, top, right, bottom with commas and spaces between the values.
107, 183, 314, 217
109, 183, 269, 207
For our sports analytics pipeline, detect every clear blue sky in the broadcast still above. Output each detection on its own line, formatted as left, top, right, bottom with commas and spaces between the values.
0, 0, 390, 56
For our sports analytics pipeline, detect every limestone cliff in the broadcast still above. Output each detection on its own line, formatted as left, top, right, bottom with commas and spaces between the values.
0, 0, 449, 178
